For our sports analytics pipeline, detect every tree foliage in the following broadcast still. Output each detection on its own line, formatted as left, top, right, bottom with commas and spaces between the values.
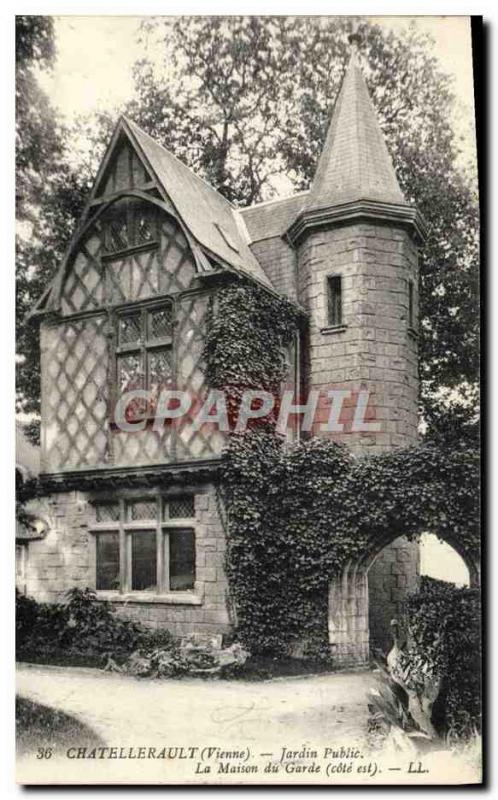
16, 16, 59, 221
405, 577, 481, 740
15, 17, 89, 422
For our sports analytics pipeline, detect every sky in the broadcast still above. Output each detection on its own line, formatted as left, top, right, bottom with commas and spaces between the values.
38, 15, 477, 173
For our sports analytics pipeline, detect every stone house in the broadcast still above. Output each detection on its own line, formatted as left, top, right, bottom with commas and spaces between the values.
22, 50, 429, 664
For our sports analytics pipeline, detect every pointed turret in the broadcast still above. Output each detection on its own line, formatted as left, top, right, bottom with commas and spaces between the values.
305, 49, 406, 211
286, 43, 426, 246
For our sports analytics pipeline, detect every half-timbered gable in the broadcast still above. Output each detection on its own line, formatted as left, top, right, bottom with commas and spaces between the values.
37, 118, 263, 474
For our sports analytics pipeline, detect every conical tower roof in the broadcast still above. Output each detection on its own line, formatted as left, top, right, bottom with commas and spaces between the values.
304, 51, 407, 212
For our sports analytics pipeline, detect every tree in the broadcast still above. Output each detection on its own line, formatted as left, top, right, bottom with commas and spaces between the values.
17, 16, 479, 444
15, 17, 89, 425
16, 16, 59, 221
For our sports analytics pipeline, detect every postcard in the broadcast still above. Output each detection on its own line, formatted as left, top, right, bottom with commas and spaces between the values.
15, 14, 482, 785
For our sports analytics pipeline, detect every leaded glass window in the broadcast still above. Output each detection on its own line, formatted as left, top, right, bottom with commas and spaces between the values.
104, 200, 157, 255
114, 300, 174, 419
119, 312, 141, 345
148, 306, 173, 340
127, 498, 157, 521
95, 502, 120, 523
168, 496, 195, 519
91, 493, 197, 595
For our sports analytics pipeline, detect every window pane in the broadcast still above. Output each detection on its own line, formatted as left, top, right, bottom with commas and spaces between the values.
327, 275, 342, 326
96, 533, 120, 591
148, 305, 173, 340
95, 502, 120, 523
169, 529, 195, 590
135, 211, 154, 245
148, 348, 172, 394
117, 353, 144, 393
131, 531, 157, 591
119, 313, 142, 345
127, 499, 157, 521
168, 496, 195, 519
108, 216, 129, 252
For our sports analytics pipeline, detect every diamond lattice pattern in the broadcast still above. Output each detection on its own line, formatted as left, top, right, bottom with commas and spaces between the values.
42, 317, 109, 471
148, 305, 173, 340
95, 502, 120, 522
46, 206, 224, 470
119, 313, 141, 345
168, 496, 195, 519
127, 499, 157, 521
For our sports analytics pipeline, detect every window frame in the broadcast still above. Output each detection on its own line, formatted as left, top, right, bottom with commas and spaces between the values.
326, 274, 343, 328
407, 278, 416, 332
112, 297, 175, 422
102, 198, 159, 259
89, 491, 199, 601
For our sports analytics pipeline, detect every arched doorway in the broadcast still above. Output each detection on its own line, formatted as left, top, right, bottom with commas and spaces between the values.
327, 532, 479, 667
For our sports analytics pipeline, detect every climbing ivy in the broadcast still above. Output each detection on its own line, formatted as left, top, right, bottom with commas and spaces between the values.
205, 281, 481, 656
219, 433, 480, 655
203, 275, 303, 427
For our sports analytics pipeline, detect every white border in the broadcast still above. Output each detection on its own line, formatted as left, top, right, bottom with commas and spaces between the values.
1, 4, 494, 799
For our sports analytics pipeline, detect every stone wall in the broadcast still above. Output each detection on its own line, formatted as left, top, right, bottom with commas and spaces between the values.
23, 481, 233, 640
296, 219, 421, 662
368, 536, 420, 655
297, 221, 419, 453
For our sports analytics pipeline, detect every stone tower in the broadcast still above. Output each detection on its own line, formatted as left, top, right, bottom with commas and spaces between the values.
286, 48, 427, 654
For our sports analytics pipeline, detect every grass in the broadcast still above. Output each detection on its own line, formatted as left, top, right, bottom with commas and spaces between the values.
16, 696, 105, 756
17, 649, 108, 669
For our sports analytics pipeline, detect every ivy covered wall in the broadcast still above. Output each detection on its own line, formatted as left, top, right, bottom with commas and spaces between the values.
205, 280, 480, 656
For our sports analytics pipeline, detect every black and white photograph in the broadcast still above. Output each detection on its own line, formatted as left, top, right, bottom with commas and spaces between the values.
12, 12, 482, 786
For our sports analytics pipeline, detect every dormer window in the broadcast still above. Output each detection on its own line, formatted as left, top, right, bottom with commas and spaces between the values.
104, 199, 157, 255
214, 222, 239, 253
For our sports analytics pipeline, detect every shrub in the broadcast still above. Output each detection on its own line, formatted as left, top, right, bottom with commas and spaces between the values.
405, 577, 481, 740
16, 588, 173, 662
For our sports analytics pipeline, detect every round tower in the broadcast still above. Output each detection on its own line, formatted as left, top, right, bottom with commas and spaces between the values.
286, 47, 427, 656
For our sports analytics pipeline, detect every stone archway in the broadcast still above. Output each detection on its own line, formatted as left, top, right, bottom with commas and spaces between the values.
327, 532, 480, 668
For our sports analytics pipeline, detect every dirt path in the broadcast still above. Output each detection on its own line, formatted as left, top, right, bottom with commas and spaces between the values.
16, 663, 375, 783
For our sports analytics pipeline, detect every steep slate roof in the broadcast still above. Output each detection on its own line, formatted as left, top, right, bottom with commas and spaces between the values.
124, 118, 272, 288
239, 193, 309, 242
303, 51, 407, 213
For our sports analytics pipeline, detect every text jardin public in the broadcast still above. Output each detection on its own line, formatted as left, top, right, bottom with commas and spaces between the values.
114, 387, 381, 434
65, 744, 369, 775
